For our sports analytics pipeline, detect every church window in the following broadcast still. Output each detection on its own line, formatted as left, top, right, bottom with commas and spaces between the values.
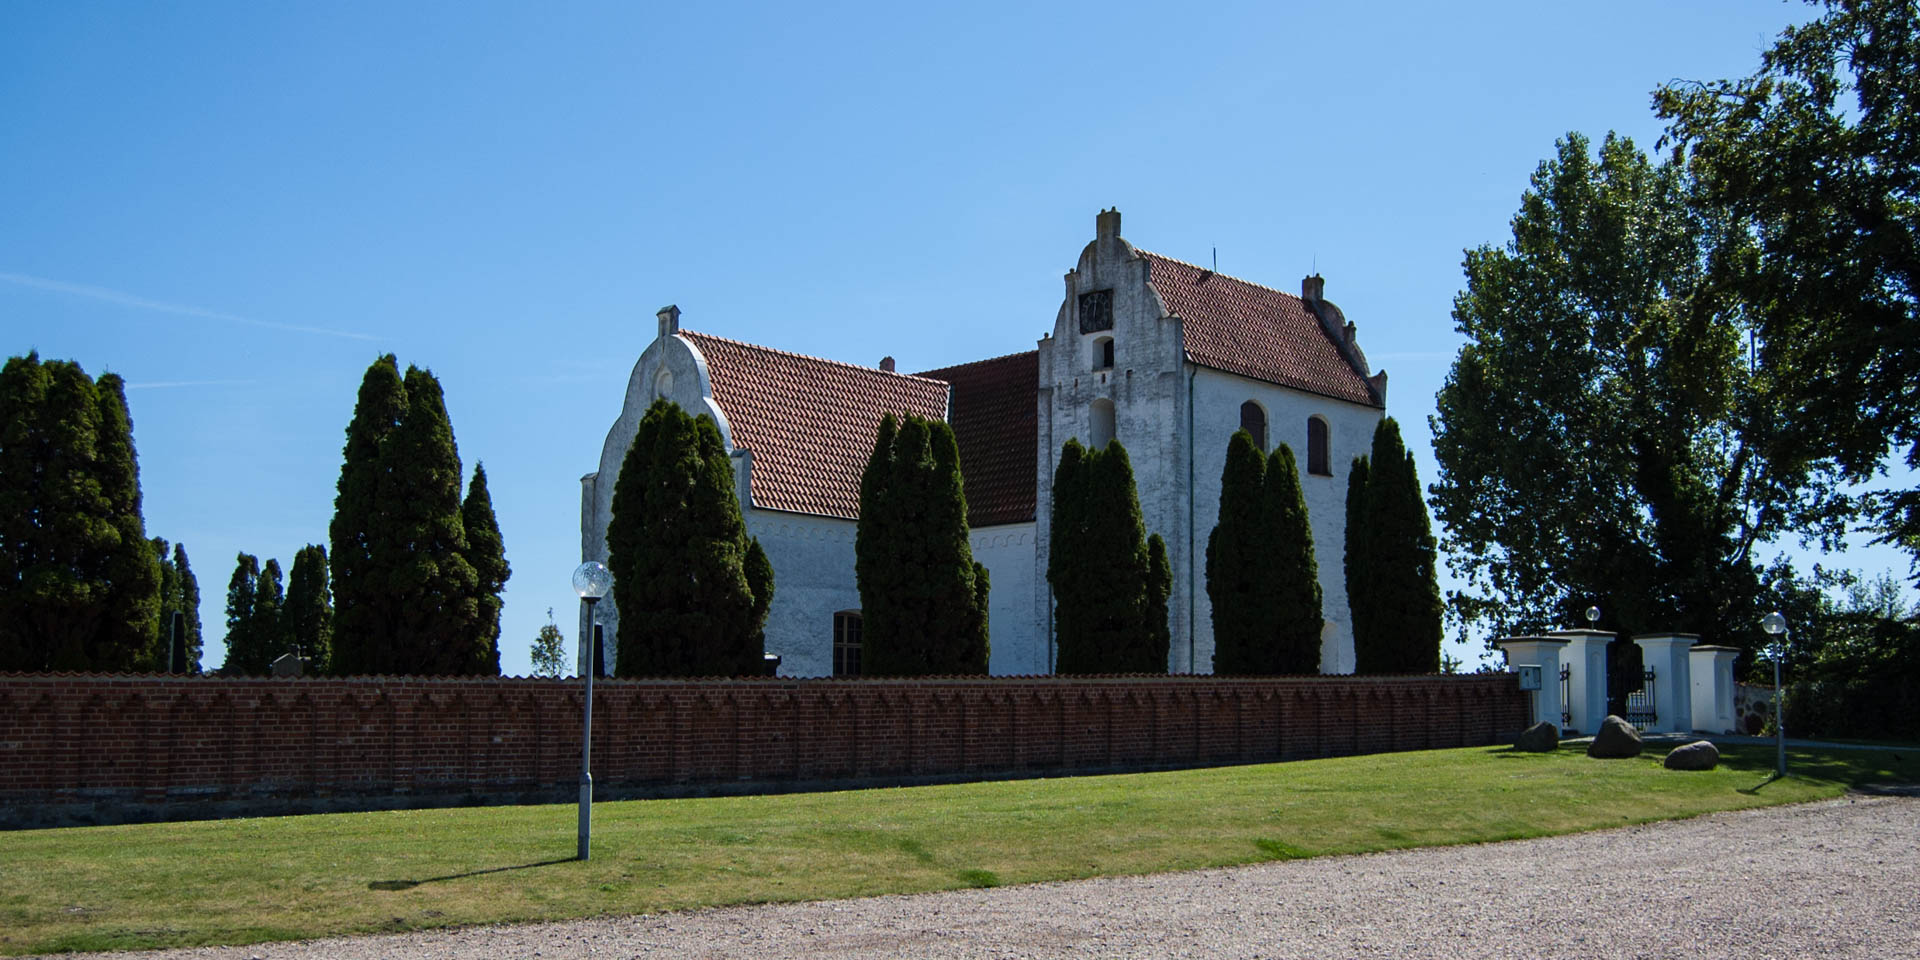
1077, 289, 1114, 333
1307, 416, 1331, 475
1094, 336, 1114, 370
1090, 398, 1116, 449
833, 611, 863, 677
1240, 401, 1267, 452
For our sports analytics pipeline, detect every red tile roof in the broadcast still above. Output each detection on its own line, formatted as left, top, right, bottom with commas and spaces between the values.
915, 351, 1038, 528
1140, 251, 1381, 407
682, 331, 951, 520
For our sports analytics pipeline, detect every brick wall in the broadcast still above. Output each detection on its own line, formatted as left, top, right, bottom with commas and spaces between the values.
0, 673, 1526, 828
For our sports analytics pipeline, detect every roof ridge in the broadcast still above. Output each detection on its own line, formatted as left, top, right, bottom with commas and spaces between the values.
680, 329, 950, 386
1136, 249, 1306, 303
914, 348, 1039, 377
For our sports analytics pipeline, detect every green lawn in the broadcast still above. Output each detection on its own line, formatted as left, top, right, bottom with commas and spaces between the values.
2, 743, 1911, 956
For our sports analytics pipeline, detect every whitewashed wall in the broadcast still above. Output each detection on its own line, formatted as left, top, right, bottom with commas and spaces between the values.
972, 521, 1042, 674
740, 510, 860, 677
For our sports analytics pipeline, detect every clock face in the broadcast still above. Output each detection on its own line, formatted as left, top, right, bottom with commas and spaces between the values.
1077, 289, 1114, 334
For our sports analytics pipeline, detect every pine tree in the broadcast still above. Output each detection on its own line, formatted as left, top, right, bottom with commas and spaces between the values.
0, 354, 159, 672
1208, 431, 1273, 674
151, 538, 180, 671
855, 415, 990, 675
609, 399, 771, 677
329, 355, 406, 675
1263, 444, 1323, 674
1355, 418, 1442, 673
221, 552, 261, 674
1145, 533, 1172, 671
285, 544, 332, 674
1344, 454, 1372, 669
462, 464, 510, 675
250, 558, 287, 669
1050, 439, 1164, 674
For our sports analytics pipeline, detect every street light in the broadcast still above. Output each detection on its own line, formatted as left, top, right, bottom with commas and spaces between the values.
1761, 610, 1788, 778
571, 561, 612, 861
1585, 606, 1600, 629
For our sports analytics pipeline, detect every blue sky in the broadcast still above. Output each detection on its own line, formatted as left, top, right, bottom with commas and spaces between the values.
2, 1, 1904, 674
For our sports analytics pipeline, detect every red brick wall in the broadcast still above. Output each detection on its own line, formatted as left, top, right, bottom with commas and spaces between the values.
0, 673, 1526, 827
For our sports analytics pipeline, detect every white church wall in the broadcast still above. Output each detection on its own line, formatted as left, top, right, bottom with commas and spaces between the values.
740, 510, 860, 678
971, 521, 1041, 674
1187, 368, 1382, 675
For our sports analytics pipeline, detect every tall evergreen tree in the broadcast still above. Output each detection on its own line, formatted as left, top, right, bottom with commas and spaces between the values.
151, 538, 180, 671
461, 464, 510, 675
855, 415, 990, 675
1355, 418, 1442, 673
250, 558, 287, 669
329, 355, 406, 675
1049, 439, 1166, 673
1263, 444, 1323, 674
1145, 532, 1172, 672
284, 544, 333, 674
147, 539, 202, 672
0, 354, 159, 672
609, 399, 771, 677
1208, 431, 1274, 674
221, 552, 262, 674
1343, 454, 1372, 665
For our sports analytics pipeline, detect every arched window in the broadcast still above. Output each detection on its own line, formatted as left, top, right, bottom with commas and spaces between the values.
1094, 336, 1115, 370
833, 611, 863, 677
1240, 401, 1267, 452
1307, 416, 1330, 476
1090, 398, 1116, 449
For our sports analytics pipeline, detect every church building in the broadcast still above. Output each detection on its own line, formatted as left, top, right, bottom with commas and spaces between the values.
581, 209, 1387, 676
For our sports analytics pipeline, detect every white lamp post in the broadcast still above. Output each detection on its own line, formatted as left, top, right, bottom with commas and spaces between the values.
1760, 610, 1788, 778
571, 561, 612, 860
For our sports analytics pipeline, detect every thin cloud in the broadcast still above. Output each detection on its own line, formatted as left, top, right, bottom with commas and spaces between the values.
0, 271, 380, 341
123, 379, 260, 390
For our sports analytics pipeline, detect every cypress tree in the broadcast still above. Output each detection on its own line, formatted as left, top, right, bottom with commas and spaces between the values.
610, 400, 770, 677
251, 558, 287, 669
1208, 431, 1271, 674
329, 356, 407, 675
221, 552, 261, 674
1344, 454, 1373, 670
854, 413, 899, 671
150, 538, 180, 671
285, 544, 333, 674
1264, 444, 1323, 674
383, 366, 483, 675
1145, 533, 1172, 671
0, 354, 159, 672
1355, 418, 1442, 673
1050, 439, 1163, 674
462, 463, 510, 675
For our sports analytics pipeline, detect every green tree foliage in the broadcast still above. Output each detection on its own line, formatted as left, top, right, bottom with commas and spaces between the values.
0, 353, 159, 672
149, 539, 202, 672
1208, 433, 1323, 675
1779, 573, 1920, 741
1356, 419, 1442, 674
1343, 455, 1373, 660
855, 414, 991, 675
1048, 438, 1168, 673
1657, 1, 1920, 578
462, 464, 510, 675
328, 356, 501, 675
531, 619, 568, 678
1429, 133, 1843, 659
221, 552, 265, 674
608, 399, 771, 677
284, 544, 332, 674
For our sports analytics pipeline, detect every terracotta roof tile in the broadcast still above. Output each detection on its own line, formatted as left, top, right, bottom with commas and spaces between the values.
915, 350, 1038, 528
1140, 251, 1380, 407
682, 330, 950, 520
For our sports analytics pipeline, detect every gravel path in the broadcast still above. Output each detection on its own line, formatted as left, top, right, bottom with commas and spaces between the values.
60, 795, 1919, 960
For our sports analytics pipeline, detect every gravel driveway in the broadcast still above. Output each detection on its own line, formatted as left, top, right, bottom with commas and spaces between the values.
60, 794, 1919, 960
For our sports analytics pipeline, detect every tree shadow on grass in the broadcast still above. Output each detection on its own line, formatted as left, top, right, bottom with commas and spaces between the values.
369, 858, 575, 891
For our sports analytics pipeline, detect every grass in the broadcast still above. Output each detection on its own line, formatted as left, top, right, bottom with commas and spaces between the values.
1, 742, 1911, 955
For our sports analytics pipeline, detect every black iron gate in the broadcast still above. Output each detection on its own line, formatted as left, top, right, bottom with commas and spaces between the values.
1559, 664, 1571, 728
1625, 667, 1657, 728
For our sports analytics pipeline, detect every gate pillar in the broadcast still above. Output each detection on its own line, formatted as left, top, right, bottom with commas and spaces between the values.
1495, 637, 1569, 730
1632, 634, 1698, 733
1688, 645, 1741, 734
1549, 630, 1613, 735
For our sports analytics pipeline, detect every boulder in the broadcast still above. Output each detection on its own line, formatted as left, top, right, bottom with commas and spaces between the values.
1514, 721, 1559, 752
1664, 739, 1720, 771
1586, 715, 1644, 758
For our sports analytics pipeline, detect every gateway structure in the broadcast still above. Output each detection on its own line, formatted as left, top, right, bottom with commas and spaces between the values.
582, 209, 1387, 676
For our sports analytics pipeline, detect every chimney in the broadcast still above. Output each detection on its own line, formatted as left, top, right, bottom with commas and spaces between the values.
880, 356, 896, 373
1096, 207, 1122, 240
1301, 275, 1324, 304
656, 304, 681, 338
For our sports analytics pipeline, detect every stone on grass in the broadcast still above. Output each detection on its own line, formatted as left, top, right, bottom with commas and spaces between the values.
1515, 721, 1559, 752
1664, 740, 1720, 771
1587, 715, 1644, 758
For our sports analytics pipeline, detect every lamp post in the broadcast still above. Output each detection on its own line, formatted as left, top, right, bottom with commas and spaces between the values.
1584, 605, 1600, 629
571, 561, 612, 861
1760, 610, 1788, 778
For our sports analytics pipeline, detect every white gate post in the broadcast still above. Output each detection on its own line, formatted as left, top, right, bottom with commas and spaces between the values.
1495, 637, 1570, 729
1688, 645, 1741, 735
1550, 629, 1613, 735
1632, 633, 1698, 733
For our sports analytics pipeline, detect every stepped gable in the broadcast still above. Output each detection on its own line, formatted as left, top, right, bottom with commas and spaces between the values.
1140, 251, 1381, 407
681, 330, 950, 520
915, 350, 1039, 528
